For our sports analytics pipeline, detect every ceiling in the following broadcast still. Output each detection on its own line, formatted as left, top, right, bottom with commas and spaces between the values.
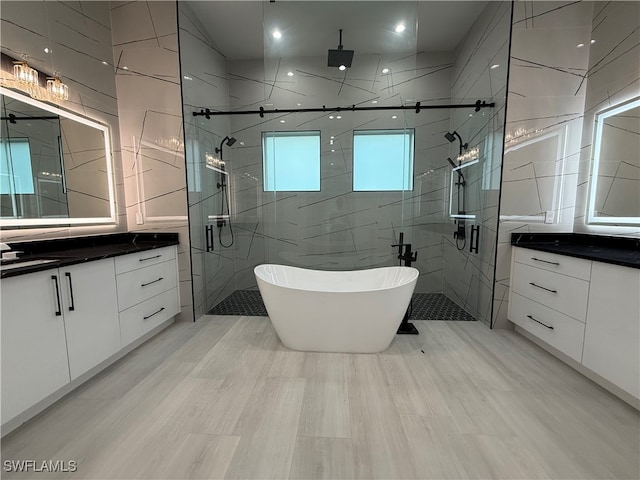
187, 1, 489, 61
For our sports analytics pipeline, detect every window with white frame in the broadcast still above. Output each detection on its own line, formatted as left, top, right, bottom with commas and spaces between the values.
353, 129, 414, 191
262, 131, 320, 191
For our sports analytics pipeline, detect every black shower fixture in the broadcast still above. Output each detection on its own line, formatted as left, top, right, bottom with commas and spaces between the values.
446, 157, 458, 169
444, 131, 468, 155
215, 136, 236, 154
328, 29, 354, 69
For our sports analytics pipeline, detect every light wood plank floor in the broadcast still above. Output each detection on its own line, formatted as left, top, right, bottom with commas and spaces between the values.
2, 316, 639, 479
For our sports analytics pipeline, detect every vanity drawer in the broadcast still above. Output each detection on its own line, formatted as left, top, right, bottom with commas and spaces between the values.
510, 292, 585, 362
511, 262, 589, 321
119, 288, 179, 347
514, 247, 592, 281
116, 260, 177, 311
115, 246, 176, 275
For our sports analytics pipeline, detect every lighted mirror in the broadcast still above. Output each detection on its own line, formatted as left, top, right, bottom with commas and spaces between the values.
0, 87, 115, 227
587, 97, 640, 225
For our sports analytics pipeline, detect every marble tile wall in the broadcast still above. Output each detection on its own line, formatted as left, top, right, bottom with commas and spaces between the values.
492, 0, 639, 328
0, 1, 126, 240
442, 1, 512, 325
227, 51, 454, 294
110, 1, 192, 321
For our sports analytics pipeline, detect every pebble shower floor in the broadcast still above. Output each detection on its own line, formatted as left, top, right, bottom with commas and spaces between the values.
208, 290, 476, 321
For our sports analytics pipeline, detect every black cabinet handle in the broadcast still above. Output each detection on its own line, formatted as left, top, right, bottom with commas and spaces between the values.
527, 314, 554, 330
141, 277, 164, 287
469, 225, 480, 254
529, 282, 557, 294
139, 254, 162, 262
143, 307, 165, 320
65, 272, 75, 311
531, 257, 560, 266
51, 275, 62, 316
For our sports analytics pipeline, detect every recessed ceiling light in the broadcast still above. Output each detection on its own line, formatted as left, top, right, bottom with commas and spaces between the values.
183, 75, 193, 80
44, 47, 51, 53
338, 65, 346, 71
395, 24, 406, 33
330, 136, 335, 139
336, 115, 342, 119
272, 29, 282, 39
590, 39, 596, 44
240, 141, 245, 146
469, 113, 473, 117
279, 119, 286, 123
372, 100, 378, 104
329, 115, 334, 119
577, 43, 585, 48
392, 115, 398, 119
102, 61, 108, 65
331, 149, 335, 152
287, 71, 294, 77
122, 66, 129, 70
382, 68, 390, 74
297, 102, 301, 106
490, 64, 500, 69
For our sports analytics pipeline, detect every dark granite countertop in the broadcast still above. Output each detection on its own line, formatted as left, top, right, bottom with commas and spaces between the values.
511, 233, 640, 269
1, 232, 179, 279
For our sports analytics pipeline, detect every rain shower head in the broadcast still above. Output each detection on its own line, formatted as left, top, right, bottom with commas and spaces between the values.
215, 136, 237, 154
328, 29, 354, 68
444, 131, 468, 154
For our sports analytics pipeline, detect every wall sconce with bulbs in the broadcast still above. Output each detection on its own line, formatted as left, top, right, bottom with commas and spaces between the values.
46, 73, 69, 101
12, 58, 39, 97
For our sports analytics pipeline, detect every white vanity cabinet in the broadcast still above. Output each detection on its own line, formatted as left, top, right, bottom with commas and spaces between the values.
1, 243, 180, 434
1, 271, 72, 424
582, 262, 640, 400
509, 246, 640, 406
60, 259, 120, 380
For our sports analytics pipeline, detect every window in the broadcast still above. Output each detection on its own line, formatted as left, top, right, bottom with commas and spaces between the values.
262, 131, 320, 191
353, 129, 414, 191
0, 138, 35, 195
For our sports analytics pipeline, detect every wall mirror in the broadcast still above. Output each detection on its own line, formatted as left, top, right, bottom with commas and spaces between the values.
587, 96, 640, 225
0, 86, 115, 227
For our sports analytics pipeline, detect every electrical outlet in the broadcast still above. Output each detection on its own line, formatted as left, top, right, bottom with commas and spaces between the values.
544, 211, 554, 224
136, 212, 144, 225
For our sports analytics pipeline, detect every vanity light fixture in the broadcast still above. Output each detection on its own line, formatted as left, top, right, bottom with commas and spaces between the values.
13, 59, 38, 90
46, 73, 69, 101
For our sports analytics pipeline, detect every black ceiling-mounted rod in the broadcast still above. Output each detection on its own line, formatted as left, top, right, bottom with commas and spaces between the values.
193, 99, 495, 118
1, 114, 60, 124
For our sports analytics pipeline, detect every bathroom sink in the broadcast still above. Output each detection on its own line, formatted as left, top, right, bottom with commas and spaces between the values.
0, 258, 59, 272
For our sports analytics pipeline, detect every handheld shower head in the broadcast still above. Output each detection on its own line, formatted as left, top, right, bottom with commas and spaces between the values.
446, 157, 458, 169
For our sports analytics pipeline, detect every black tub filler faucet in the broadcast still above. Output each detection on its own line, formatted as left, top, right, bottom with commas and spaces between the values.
391, 232, 419, 335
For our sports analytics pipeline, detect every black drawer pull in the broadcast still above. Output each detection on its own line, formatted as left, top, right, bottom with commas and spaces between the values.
141, 277, 164, 287
529, 282, 557, 294
139, 254, 162, 262
527, 315, 554, 330
531, 257, 560, 266
51, 275, 62, 316
143, 307, 165, 320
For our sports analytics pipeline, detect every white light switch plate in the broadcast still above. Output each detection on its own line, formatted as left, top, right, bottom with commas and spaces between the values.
544, 211, 554, 224
136, 212, 144, 225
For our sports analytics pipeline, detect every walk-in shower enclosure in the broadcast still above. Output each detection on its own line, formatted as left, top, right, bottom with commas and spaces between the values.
179, 1, 512, 325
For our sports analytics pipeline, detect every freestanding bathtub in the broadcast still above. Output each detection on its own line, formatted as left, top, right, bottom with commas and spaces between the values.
254, 264, 419, 353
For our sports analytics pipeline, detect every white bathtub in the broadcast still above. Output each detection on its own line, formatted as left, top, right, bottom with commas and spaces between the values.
254, 264, 419, 353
